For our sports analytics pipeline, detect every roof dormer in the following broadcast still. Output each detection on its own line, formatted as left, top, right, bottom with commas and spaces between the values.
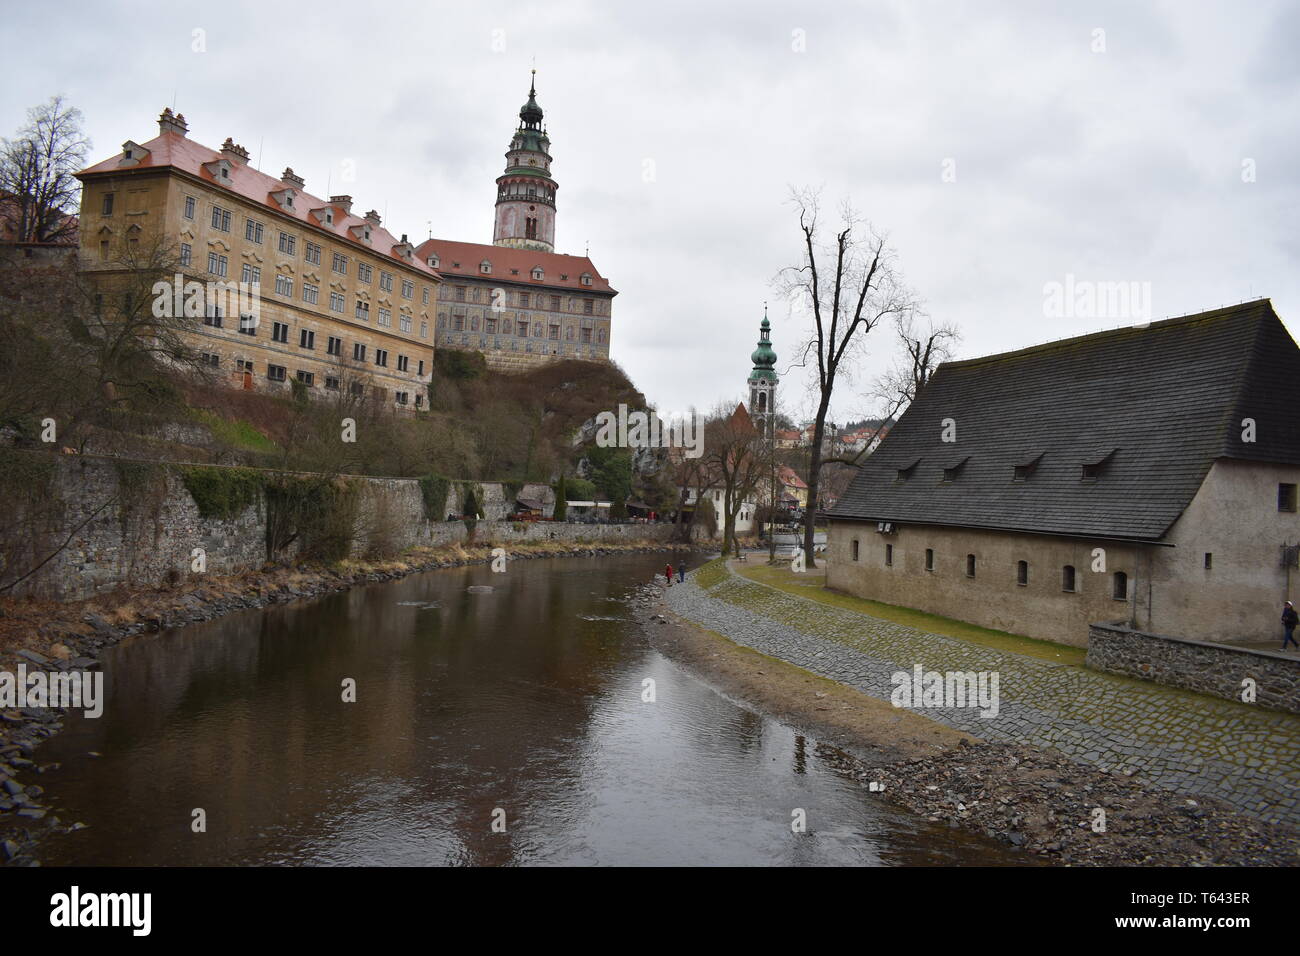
480, 260, 492, 275
204, 157, 234, 183
350, 222, 373, 244
531, 266, 544, 281
393, 234, 414, 261
580, 272, 593, 286
118, 141, 151, 168
310, 206, 335, 227
270, 187, 297, 210
426, 254, 440, 268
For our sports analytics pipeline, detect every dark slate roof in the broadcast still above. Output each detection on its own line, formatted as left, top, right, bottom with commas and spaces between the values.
830, 300, 1300, 541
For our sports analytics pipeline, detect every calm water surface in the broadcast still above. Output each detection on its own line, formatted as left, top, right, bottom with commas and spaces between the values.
35, 554, 1018, 866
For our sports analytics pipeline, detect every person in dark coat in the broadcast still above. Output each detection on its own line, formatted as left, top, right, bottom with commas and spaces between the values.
1283, 601, 1299, 650
677, 561, 686, 583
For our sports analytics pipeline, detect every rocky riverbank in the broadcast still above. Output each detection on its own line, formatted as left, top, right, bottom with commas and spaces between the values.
642, 568, 1300, 866
0, 538, 694, 866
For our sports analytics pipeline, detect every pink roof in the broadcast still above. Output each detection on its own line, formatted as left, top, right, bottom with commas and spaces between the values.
79, 131, 437, 277
415, 237, 615, 294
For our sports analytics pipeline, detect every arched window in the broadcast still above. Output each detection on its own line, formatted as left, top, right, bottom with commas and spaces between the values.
1113, 571, 1128, 600
1062, 565, 1077, 592
1016, 560, 1028, 586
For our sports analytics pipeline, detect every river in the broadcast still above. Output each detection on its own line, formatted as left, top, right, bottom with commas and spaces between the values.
33, 553, 1017, 865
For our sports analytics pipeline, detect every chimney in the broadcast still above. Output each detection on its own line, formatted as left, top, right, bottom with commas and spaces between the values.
158, 107, 188, 137
220, 137, 250, 164
280, 167, 305, 189
365, 210, 382, 226
330, 195, 353, 214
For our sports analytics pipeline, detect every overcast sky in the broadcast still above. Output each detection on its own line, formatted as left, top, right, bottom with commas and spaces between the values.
6, 0, 1298, 424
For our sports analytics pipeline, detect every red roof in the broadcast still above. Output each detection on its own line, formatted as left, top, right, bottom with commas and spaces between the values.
415, 237, 615, 294
778, 465, 808, 489
78, 131, 436, 277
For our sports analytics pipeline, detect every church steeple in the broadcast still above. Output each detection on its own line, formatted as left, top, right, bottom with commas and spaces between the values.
493, 70, 557, 253
748, 306, 779, 437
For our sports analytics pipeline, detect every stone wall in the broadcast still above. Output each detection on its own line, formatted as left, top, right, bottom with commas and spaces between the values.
3, 456, 682, 602
1086, 622, 1300, 715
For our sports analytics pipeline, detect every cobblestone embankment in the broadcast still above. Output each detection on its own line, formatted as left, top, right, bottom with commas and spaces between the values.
665, 561, 1300, 827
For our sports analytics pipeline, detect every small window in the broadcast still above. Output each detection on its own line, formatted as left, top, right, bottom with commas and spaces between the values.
885, 544, 893, 567
1112, 571, 1128, 601
966, 554, 976, 578
851, 539, 860, 561
1062, 565, 1077, 592
183, 196, 196, 219
925, 548, 935, 572
1204, 552, 1213, 570
101, 193, 115, 216
295, 370, 314, 387
1279, 483, 1297, 513
1016, 560, 1028, 586
267, 364, 287, 382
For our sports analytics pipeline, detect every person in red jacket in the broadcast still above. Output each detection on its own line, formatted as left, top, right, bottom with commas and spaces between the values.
665, 563, 674, 586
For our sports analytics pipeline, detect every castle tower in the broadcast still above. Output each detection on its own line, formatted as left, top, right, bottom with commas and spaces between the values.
748, 307, 779, 438
492, 71, 557, 252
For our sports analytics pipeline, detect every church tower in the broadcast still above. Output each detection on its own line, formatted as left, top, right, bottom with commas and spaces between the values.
748, 307, 779, 439
493, 71, 557, 253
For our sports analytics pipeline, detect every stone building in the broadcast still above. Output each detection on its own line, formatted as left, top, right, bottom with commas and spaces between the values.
826, 301, 1300, 647
75, 108, 438, 408
417, 73, 615, 373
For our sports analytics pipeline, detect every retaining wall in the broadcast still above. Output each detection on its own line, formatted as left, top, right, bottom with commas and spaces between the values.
1086, 622, 1300, 715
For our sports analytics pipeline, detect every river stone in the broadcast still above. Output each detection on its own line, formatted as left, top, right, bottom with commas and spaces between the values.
466, 586, 494, 593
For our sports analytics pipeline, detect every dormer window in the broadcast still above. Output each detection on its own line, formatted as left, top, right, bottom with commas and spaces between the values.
532, 267, 544, 280
581, 273, 592, 286
1081, 449, 1116, 482
896, 458, 920, 481
480, 260, 492, 275
1013, 453, 1043, 482
427, 256, 439, 268
941, 456, 969, 482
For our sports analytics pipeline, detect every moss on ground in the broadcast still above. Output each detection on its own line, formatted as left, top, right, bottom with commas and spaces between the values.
732, 561, 1086, 666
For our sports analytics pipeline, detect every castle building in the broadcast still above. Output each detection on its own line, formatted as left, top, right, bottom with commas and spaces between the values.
75, 109, 437, 408
827, 301, 1300, 647
418, 73, 616, 373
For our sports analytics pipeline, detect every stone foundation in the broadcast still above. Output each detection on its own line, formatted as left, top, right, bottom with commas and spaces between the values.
1086, 622, 1300, 715
2, 456, 686, 602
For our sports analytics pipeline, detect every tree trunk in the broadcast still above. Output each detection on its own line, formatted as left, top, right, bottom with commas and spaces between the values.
803, 394, 831, 569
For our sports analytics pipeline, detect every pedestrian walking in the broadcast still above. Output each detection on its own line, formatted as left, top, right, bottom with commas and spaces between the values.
1283, 601, 1299, 650
664, 562, 674, 586
677, 561, 686, 583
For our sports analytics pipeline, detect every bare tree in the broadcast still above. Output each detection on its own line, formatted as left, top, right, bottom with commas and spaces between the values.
702, 402, 765, 558
823, 312, 961, 467
0, 96, 89, 244
777, 188, 918, 567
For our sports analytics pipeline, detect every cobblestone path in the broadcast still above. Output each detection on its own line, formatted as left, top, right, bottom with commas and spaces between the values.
665, 561, 1300, 825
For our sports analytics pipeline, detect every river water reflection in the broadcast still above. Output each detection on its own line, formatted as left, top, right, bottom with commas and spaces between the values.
36, 553, 1018, 866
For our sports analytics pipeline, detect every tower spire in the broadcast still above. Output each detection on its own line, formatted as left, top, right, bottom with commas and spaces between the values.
493, 72, 556, 252
748, 305, 779, 436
